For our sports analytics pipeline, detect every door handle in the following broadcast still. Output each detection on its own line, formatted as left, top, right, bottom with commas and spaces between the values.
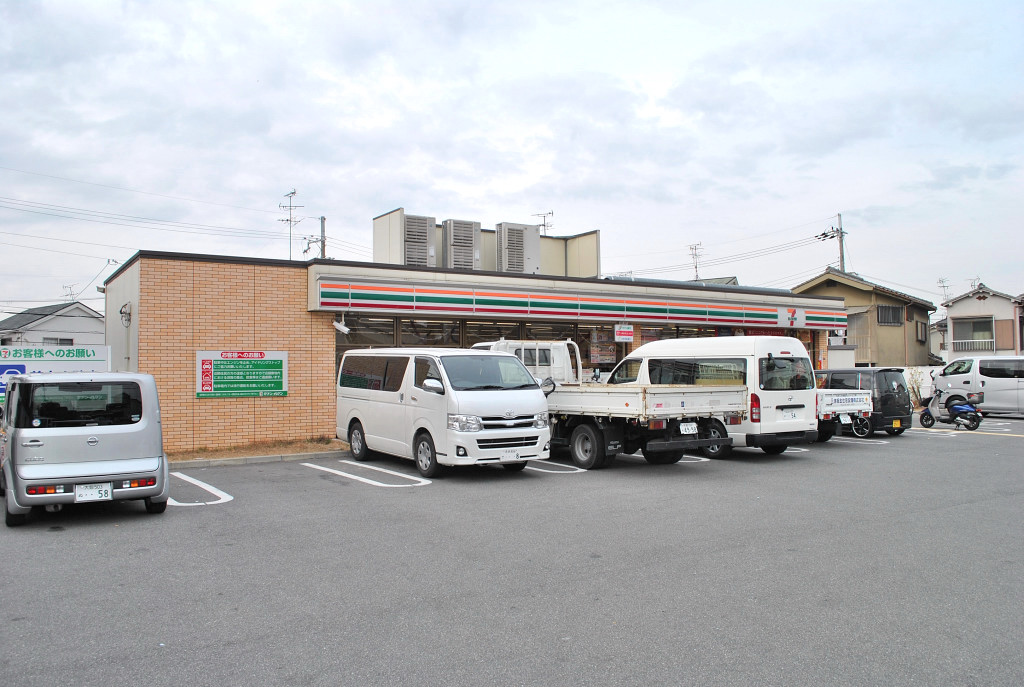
410, 395, 418, 402
21, 439, 44, 447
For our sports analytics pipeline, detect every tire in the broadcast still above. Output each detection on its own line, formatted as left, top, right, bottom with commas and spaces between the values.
413, 433, 441, 478
964, 414, 981, 431
815, 428, 834, 443
145, 498, 167, 514
700, 419, 732, 459
945, 396, 967, 411
348, 421, 370, 461
919, 412, 935, 429
761, 445, 787, 455
851, 416, 871, 438
623, 439, 642, 456
5, 490, 27, 527
641, 448, 683, 464
569, 424, 608, 470
502, 462, 528, 472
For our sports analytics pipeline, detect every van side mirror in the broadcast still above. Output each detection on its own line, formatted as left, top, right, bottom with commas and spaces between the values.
540, 377, 556, 396
422, 378, 444, 394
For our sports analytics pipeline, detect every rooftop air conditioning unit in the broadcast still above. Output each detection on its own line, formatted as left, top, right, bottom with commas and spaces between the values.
442, 219, 481, 270
496, 222, 541, 274
404, 214, 437, 267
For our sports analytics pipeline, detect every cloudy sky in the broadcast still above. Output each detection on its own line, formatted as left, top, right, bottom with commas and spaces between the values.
2, 0, 1021, 319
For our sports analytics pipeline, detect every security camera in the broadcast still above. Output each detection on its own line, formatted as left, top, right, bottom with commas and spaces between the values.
333, 321, 350, 335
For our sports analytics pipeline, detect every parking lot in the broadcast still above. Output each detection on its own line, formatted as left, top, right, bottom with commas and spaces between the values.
3, 419, 1023, 686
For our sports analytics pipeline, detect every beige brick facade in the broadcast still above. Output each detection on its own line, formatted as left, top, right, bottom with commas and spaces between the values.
136, 257, 335, 452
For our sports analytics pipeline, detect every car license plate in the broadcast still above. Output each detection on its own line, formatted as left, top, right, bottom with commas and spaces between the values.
679, 422, 698, 434
501, 449, 521, 462
892, 419, 901, 428
782, 410, 798, 421
839, 415, 852, 424
75, 482, 112, 503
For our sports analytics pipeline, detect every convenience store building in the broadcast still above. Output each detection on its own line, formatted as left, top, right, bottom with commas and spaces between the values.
103, 246, 846, 454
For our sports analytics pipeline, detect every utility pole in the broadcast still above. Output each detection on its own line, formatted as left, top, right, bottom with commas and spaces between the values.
278, 190, 304, 260
837, 213, 846, 272
319, 216, 326, 259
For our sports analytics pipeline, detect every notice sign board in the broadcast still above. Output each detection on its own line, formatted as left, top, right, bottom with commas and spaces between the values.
196, 351, 288, 398
1, 345, 111, 406
614, 324, 635, 342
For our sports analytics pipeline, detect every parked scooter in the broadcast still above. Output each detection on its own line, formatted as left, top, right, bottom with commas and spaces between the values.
918, 388, 982, 430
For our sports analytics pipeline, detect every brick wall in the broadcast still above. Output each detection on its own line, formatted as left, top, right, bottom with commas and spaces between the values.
137, 257, 335, 452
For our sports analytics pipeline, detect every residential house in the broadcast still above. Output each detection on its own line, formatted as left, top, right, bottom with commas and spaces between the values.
793, 268, 935, 367
941, 283, 1022, 360
0, 302, 105, 347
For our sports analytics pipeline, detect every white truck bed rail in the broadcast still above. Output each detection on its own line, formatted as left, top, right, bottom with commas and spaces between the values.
547, 384, 748, 420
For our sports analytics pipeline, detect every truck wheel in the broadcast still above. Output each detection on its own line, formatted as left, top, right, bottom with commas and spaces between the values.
642, 449, 683, 464
700, 419, 732, 459
761, 445, 787, 455
851, 416, 871, 438
414, 433, 441, 478
570, 424, 608, 470
349, 421, 370, 461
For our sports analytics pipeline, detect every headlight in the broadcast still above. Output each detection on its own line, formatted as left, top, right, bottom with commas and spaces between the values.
533, 411, 549, 428
448, 414, 483, 432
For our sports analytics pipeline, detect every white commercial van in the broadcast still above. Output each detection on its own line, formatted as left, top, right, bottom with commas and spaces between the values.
935, 356, 1024, 414
336, 348, 551, 476
1, 372, 169, 527
609, 336, 818, 456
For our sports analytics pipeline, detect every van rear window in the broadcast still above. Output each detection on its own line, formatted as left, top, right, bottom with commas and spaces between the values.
15, 382, 143, 428
339, 355, 409, 392
759, 357, 813, 391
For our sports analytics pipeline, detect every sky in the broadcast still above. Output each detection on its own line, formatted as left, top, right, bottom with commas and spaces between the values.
2, 0, 1022, 321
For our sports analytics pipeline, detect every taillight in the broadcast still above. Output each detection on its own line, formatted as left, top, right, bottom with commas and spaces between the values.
27, 485, 66, 495
120, 478, 157, 488
751, 393, 761, 423
648, 419, 667, 430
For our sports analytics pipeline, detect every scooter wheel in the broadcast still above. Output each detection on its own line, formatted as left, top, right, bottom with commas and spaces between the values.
919, 412, 935, 429
964, 414, 981, 431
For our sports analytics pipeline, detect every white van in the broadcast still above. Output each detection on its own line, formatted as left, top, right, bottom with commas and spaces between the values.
1, 372, 169, 527
471, 339, 583, 384
336, 348, 551, 476
935, 356, 1024, 414
607, 336, 818, 456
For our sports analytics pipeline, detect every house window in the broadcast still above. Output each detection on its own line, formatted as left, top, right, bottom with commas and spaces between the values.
42, 337, 74, 345
951, 317, 994, 352
877, 305, 904, 326
916, 321, 927, 343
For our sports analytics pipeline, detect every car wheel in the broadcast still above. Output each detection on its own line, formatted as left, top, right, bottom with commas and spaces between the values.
144, 498, 167, 514
851, 416, 871, 437
885, 427, 906, 436
641, 448, 683, 464
761, 445, 787, 455
414, 433, 441, 478
569, 424, 608, 470
815, 428, 833, 443
5, 490, 27, 528
502, 462, 528, 472
919, 412, 935, 428
348, 421, 370, 461
700, 419, 732, 458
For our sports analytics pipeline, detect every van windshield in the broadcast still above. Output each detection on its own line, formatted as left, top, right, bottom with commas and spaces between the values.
441, 355, 538, 391
759, 357, 813, 391
15, 382, 143, 428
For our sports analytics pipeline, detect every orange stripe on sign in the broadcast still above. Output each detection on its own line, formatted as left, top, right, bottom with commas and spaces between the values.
622, 299, 669, 307
349, 284, 414, 294
320, 282, 350, 289
416, 287, 474, 296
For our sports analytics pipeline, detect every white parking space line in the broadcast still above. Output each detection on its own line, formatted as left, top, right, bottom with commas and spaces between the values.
168, 472, 234, 507
526, 461, 587, 473
830, 437, 891, 445
302, 461, 431, 487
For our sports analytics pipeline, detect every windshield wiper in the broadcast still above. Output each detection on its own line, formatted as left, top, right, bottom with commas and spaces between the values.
508, 383, 538, 389
461, 384, 505, 390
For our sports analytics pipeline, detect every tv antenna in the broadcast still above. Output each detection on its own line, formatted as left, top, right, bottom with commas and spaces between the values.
278, 190, 304, 260
689, 243, 703, 280
533, 210, 553, 236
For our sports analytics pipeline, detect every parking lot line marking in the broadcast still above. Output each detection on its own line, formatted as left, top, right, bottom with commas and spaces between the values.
168, 472, 234, 506
910, 427, 1024, 438
303, 461, 431, 487
526, 461, 587, 473
831, 437, 891, 445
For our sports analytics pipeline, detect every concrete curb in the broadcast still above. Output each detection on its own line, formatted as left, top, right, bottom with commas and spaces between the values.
168, 448, 349, 470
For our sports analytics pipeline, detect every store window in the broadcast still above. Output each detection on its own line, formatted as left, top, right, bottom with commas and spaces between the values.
580, 324, 617, 373
464, 320, 521, 347
334, 315, 397, 374
524, 321, 576, 341
401, 319, 460, 347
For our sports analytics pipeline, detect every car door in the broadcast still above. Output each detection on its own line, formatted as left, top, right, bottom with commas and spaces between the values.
407, 356, 449, 458
977, 359, 1018, 412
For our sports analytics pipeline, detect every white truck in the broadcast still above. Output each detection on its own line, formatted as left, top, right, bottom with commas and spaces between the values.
475, 338, 748, 469
815, 388, 873, 441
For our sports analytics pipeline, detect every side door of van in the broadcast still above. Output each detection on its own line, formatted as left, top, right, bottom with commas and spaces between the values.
977, 358, 1024, 413
937, 358, 974, 397
364, 356, 412, 458
407, 356, 449, 459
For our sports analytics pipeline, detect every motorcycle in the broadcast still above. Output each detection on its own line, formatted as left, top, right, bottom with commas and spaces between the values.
918, 388, 982, 430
